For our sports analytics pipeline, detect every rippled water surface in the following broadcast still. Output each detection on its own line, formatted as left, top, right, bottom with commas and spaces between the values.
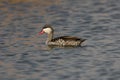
0, 0, 120, 80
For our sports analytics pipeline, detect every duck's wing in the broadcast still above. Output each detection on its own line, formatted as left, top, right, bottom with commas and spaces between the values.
52, 36, 85, 41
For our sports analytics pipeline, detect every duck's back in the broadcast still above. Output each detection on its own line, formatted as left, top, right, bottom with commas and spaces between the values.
47, 36, 86, 46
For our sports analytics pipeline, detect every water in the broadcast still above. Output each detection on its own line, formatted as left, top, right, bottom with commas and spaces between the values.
0, 0, 120, 80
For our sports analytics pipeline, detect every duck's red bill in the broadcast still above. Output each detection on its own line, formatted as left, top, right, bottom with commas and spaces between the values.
39, 30, 44, 35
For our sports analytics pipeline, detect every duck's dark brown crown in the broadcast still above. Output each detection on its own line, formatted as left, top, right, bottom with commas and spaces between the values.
43, 24, 53, 29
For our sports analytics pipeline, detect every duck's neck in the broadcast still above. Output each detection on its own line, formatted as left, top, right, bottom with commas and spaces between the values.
46, 32, 53, 43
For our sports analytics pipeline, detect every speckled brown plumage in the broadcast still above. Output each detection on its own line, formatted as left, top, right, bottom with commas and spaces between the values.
39, 24, 86, 47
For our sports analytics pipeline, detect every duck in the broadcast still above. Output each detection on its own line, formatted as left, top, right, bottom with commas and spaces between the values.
39, 24, 86, 47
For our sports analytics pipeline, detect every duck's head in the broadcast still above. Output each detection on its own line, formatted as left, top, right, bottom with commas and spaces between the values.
39, 24, 54, 35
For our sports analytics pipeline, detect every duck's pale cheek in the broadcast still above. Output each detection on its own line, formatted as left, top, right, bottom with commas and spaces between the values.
43, 28, 52, 34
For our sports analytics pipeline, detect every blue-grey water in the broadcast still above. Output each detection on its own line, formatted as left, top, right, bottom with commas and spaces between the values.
0, 0, 120, 80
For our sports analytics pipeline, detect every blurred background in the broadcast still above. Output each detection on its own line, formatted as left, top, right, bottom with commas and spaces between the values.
0, 0, 120, 80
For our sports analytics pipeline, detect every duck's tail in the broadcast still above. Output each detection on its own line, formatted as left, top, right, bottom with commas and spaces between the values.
82, 39, 86, 42
80, 39, 86, 45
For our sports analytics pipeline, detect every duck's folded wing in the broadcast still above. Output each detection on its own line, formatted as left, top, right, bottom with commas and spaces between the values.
52, 36, 84, 41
